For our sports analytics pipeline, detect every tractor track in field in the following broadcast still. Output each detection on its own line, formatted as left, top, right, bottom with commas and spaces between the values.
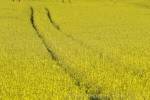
45, 7, 82, 42
45, 7, 131, 100
45, 8, 98, 54
30, 7, 58, 61
30, 6, 110, 100
45, 8, 111, 100
45, 7, 124, 69
45, 8, 61, 31
30, 6, 74, 78
30, 6, 87, 99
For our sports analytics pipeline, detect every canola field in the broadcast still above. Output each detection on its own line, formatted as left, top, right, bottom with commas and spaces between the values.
0, 0, 150, 100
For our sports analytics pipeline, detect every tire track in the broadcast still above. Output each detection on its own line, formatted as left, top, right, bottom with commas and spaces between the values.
44, 8, 128, 68
30, 7, 111, 100
30, 7, 58, 61
45, 8, 97, 55
45, 8, 61, 31
44, 7, 129, 100
45, 8, 110, 100
30, 6, 90, 99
